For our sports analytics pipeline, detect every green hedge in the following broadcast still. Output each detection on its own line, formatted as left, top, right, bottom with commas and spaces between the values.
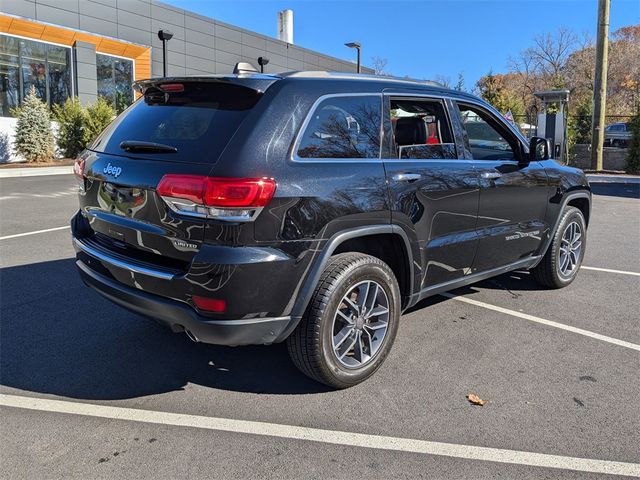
53, 97, 116, 158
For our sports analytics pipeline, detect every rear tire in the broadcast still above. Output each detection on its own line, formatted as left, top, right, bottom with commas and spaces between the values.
532, 207, 586, 289
286, 252, 401, 389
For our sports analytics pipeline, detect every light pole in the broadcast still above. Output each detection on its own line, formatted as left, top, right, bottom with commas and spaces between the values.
258, 56, 270, 74
158, 29, 174, 77
345, 42, 361, 74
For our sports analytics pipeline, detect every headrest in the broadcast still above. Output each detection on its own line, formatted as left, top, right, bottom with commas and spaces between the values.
394, 117, 427, 146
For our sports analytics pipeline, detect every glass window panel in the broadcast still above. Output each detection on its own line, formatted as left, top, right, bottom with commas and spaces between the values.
20, 38, 47, 101
92, 82, 261, 163
0, 36, 21, 116
297, 96, 381, 159
97, 54, 134, 112
0, 35, 72, 114
0, 35, 20, 56
457, 104, 516, 161
47, 45, 71, 106
114, 57, 133, 112
97, 54, 115, 106
390, 98, 457, 160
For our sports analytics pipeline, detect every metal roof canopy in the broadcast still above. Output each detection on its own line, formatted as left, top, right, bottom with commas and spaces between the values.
534, 89, 570, 106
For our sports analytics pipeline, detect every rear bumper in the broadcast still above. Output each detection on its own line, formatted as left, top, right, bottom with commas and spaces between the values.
76, 259, 291, 346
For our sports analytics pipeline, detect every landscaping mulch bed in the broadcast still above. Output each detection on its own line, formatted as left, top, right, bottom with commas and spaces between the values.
0, 159, 75, 168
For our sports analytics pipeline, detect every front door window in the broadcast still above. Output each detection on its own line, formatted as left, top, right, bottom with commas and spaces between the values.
457, 104, 518, 161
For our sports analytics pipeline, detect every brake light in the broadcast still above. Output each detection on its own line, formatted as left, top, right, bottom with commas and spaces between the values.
156, 175, 205, 204
202, 178, 277, 208
156, 175, 276, 221
192, 296, 226, 313
159, 83, 184, 92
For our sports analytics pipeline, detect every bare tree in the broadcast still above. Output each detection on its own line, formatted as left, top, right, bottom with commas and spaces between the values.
479, 25, 638, 119
455, 72, 466, 92
434, 74, 451, 88
527, 27, 579, 82
371, 56, 390, 76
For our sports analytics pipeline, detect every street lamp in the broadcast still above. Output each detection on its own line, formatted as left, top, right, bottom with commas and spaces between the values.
344, 42, 361, 74
258, 56, 270, 73
158, 29, 174, 77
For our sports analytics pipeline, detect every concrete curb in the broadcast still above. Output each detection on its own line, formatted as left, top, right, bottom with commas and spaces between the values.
587, 174, 640, 184
0, 166, 74, 178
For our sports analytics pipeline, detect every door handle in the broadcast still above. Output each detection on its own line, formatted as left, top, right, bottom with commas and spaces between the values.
391, 173, 422, 182
481, 171, 502, 180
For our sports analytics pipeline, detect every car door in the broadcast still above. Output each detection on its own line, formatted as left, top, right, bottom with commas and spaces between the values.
453, 101, 549, 272
383, 94, 480, 290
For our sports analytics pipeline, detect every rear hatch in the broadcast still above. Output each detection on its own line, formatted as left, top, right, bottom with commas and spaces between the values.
76, 76, 277, 272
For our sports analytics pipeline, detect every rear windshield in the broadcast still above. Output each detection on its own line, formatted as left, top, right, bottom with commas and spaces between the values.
90, 82, 261, 163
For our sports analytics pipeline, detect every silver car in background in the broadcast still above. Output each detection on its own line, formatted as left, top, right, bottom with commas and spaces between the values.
604, 122, 631, 148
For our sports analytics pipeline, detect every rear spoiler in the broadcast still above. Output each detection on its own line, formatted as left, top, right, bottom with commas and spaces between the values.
133, 74, 281, 95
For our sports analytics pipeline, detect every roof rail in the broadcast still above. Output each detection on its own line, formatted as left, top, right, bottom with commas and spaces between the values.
279, 71, 443, 87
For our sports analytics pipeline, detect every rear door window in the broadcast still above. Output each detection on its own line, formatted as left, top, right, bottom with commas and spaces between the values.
296, 95, 382, 159
90, 82, 261, 163
389, 98, 457, 159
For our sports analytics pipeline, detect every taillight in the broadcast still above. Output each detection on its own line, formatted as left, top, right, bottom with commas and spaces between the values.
156, 175, 276, 221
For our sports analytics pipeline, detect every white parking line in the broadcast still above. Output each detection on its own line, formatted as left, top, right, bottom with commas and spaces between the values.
0, 225, 70, 241
441, 293, 640, 351
582, 266, 640, 277
1, 394, 638, 477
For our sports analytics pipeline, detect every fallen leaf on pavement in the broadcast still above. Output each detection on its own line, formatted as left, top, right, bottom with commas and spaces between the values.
467, 393, 487, 406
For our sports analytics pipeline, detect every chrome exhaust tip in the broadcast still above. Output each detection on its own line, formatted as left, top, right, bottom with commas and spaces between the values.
184, 329, 199, 343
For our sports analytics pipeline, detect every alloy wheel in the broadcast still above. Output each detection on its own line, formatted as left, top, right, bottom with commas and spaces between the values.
558, 221, 582, 278
331, 280, 390, 368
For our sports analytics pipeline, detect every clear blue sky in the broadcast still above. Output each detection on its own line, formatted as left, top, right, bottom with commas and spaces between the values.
167, 0, 639, 88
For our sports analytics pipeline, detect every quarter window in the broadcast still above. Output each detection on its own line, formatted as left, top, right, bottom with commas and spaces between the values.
389, 98, 456, 159
296, 95, 381, 159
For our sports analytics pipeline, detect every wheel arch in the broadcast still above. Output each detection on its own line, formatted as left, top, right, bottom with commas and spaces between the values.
533, 190, 591, 265
276, 225, 415, 342
567, 195, 591, 227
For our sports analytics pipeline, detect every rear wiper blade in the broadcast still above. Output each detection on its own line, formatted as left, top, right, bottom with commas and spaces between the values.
119, 140, 178, 153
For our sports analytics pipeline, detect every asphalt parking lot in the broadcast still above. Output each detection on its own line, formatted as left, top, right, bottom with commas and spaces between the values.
1, 174, 639, 479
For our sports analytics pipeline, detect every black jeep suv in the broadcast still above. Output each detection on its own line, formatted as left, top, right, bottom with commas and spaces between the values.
71, 71, 591, 388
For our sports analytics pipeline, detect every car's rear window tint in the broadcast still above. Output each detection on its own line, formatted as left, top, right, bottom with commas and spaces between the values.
90, 82, 261, 163
296, 95, 382, 159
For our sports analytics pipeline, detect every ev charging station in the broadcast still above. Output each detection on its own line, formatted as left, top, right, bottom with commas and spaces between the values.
534, 89, 570, 162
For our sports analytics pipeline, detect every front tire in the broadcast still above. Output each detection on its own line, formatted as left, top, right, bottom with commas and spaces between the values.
287, 252, 401, 389
532, 206, 586, 289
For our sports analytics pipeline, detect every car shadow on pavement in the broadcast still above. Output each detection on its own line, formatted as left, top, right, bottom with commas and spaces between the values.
470, 269, 550, 293
590, 182, 640, 199
0, 258, 331, 400
404, 269, 544, 315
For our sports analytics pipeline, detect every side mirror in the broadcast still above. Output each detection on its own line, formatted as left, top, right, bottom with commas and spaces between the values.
529, 136, 552, 161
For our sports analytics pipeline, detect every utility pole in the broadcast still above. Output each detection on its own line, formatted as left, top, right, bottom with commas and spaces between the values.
590, 0, 610, 171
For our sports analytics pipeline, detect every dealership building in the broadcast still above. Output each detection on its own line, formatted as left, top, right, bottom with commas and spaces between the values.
0, 0, 371, 117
